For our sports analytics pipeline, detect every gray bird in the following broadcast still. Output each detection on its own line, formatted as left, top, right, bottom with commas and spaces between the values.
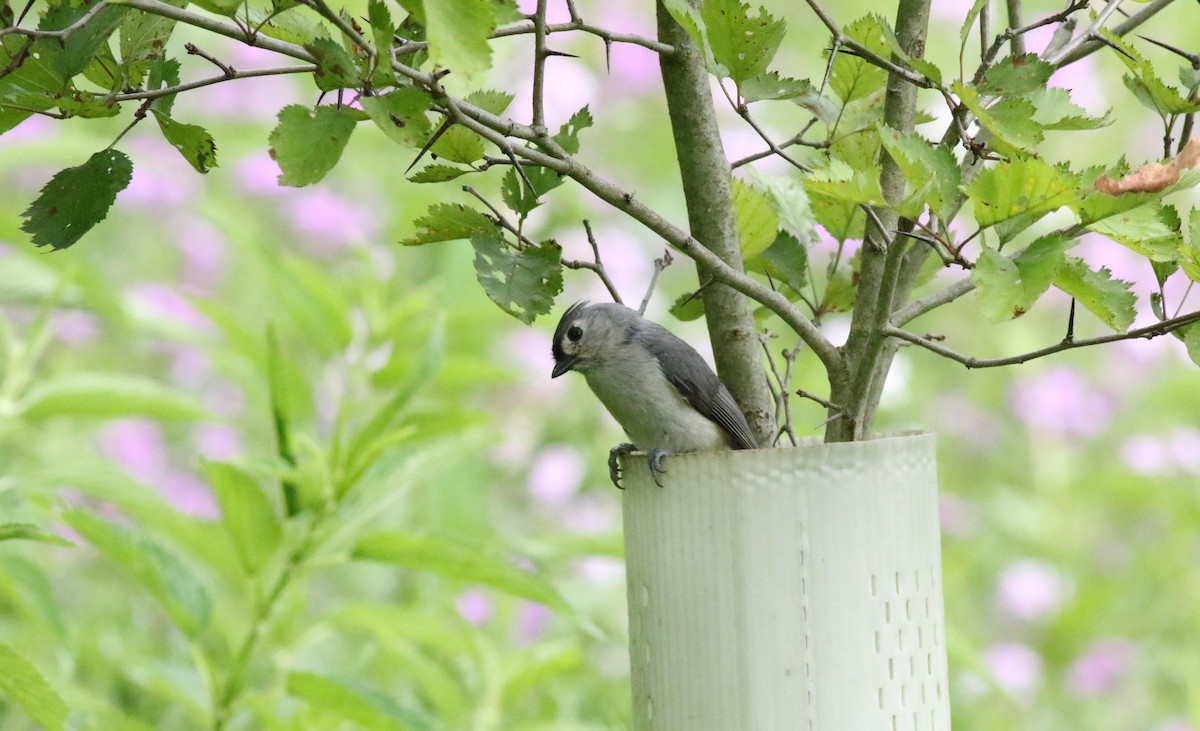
550, 301, 757, 487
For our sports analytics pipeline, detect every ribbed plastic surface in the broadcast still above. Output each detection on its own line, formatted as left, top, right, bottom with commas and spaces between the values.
622, 432, 950, 731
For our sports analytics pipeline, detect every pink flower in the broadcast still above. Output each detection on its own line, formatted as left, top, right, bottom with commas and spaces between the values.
513, 601, 552, 645
283, 188, 381, 254
97, 419, 168, 483
130, 284, 212, 332
1066, 638, 1137, 697
1009, 366, 1112, 439
528, 445, 585, 504
52, 310, 101, 345
983, 642, 1043, 696
939, 494, 979, 537
995, 560, 1069, 621
194, 424, 243, 460
160, 470, 218, 519
456, 588, 495, 626
1120, 434, 1171, 475
177, 220, 229, 291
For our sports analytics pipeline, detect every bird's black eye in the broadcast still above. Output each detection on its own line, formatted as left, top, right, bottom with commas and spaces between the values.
567, 325, 583, 342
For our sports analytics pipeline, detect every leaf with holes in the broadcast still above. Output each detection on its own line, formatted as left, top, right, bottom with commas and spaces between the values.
151, 110, 217, 173
701, 0, 787, 85
305, 37, 360, 91
401, 203, 495, 245
268, 104, 357, 187
732, 177, 778, 259
361, 88, 433, 148
830, 14, 889, 104
553, 106, 593, 154
977, 54, 1054, 96
741, 72, 815, 103
964, 157, 1078, 228
470, 231, 562, 324
20, 149, 132, 250
501, 166, 562, 218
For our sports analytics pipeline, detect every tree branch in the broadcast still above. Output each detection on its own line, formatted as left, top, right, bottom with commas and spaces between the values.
891, 277, 977, 326
885, 310, 1200, 368
1051, 0, 1180, 67
111, 65, 316, 102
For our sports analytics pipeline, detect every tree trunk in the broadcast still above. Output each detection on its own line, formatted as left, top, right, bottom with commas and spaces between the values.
655, 1, 776, 447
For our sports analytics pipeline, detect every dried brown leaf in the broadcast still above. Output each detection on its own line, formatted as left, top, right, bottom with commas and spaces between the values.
1094, 138, 1200, 194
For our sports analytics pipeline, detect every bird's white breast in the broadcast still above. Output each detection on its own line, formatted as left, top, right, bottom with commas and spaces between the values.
582, 348, 731, 452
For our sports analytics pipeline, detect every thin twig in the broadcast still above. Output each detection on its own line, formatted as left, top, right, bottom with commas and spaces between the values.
730, 121, 826, 169
759, 334, 798, 446
885, 310, 1200, 369
112, 65, 317, 102
891, 277, 977, 326
638, 249, 672, 315
185, 42, 235, 76
0, 0, 109, 39
720, 82, 812, 173
106, 99, 154, 150
802, 0, 937, 88
1052, 0, 1179, 67
565, 220, 624, 304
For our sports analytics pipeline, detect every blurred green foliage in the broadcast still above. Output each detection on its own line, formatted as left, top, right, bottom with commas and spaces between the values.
1, 0, 1200, 729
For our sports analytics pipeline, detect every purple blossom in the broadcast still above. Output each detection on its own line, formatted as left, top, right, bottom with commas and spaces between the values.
204, 379, 247, 419
0, 116, 53, 146
176, 220, 229, 291
513, 601, 552, 646
283, 188, 381, 254
939, 494, 979, 538
130, 284, 213, 332
1009, 366, 1112, 439
193, 424, 243, 460
995, 559, 1069, 621
1120, 434, 1172, 476
1167, 428, 1200, 473
160, 470, 218, 519
235, 153, 289, 195
983, 642, 1043, 697
528, 445, 585, 505
1066, 638, 1137, 697
119, 138, 201, 208
456, 588, 495, 626
97, 419, 168, 483
52, 310, 101, 345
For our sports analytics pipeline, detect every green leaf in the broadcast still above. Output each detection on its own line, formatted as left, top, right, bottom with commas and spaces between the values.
964, 157, 1078, 228
1183, 326, 1200, 368
145, 57, 181, 116
552, 105, 592, 154
732, 177, 778, 259
1053, 258, 1137, 332
65, 509, 212, 636
1025, 87, 1112, 131
669, 291, 705, 321
701, 0, 787, 85
953, 83, 1044, 154
804, 157, 885, 206
305, 37, 360, 91
470, 232, 562, 324
877, 18, 942, 84
740, 72, 815, 103
0, 642, 68, 731
268, 104, 357, 187
40, 3, 128, 81
287, 673, 429, 731
749, 230, 808, 294
1105, 30, 1200, 115
19, 372, 207, 421
151, 110, 217, 173
465, 88, 513, 115
119, 4, 179, 86
202, 460, 281, 575
501, 166, 562, 218
408, 163, 473, 183
401, 203, 495, 245
366, 0, 395, 86
0, 523, 72, 547
430, 126, 486, 164
265, 327, 301, 517
424, 0, 496, 77
20, 149, 132, 250
361, 88, 433, 148
831, 15, 889, 104
353, 531, 570, 612
661, 0, 721, 76
970, 234, 1074, 321
876, 124, 961, 221
977, 54, 1055, 96
1088, 202, 1182, 261
958, 0, 989, 59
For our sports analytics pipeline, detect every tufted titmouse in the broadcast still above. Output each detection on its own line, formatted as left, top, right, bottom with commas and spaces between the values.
551, 301, 757, 487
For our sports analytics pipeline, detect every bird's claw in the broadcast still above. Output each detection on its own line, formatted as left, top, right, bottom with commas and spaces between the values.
608, 443, 638, 489
647, 448, 672, 488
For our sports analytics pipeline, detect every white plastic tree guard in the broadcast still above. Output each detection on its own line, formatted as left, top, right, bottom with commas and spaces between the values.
622, 431, 950, 730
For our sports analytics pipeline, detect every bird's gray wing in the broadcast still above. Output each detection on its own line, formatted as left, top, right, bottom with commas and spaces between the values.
640, 327, 758, 450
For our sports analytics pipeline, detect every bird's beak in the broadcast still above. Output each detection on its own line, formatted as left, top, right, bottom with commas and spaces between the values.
551, 357, 577, 378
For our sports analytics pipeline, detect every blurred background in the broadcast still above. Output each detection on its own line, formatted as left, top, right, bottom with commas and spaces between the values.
1, 0, 1199, 728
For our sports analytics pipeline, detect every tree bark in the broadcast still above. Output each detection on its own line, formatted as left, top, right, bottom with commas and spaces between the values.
655, 1, 776, 447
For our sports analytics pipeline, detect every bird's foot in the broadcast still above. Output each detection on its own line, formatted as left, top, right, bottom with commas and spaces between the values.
608, 443, 638, 489
647, 448, 673, 488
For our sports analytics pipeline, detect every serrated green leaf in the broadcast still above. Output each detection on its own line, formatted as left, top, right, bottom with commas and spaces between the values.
470, 232, 562, 323
305, 37, 360, 91
809, 193, 863, 243
661, 0, 723, 76
741, 72, 814, 103
1182, 326, 1200, 368
40, 3, 127, 81
959, 0, 989, 59
0, 523, 72, 546
145, 57, 180, 115
552, 105, 592, 154
151, 110, 217, 173
1088, 202, 1182, 261
202, 460, 281, 575
424, 0, 496, 77
954, 82, 1044, 154
18, 372, 209, 420
669, 291, 705, 321
822, 269, 857, 313
465, 88, 513, 115
877, 18, 941, 84
20, 149, 132, 250
0, 642, 68, 731
971, 234, 1074, 321
964, 157, 1078, 228
353, 531, 570, 611
501, 165, 562, 218
977, 54, 1054, 96
366, 0, 394, 85
1053, 257, 1137, 332
745, 168, 818, 244
430, 125, 485, 164
1025, 87, 1112, 130
804, 157, 885, 205
877, 124, 962, 220
119, 4, 179, 87
408, 163, 472, 183
268, 104, 357, 187
402, 203, 495, 245
831, 15, 889, 104
1105, 30, 1200, 115
749, 230, 808, 294
702, 0, 787, 85
65, 509, 212, 636
361, 88, 433, 148
287, 673, 430, 730
732, 177, 778, 258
